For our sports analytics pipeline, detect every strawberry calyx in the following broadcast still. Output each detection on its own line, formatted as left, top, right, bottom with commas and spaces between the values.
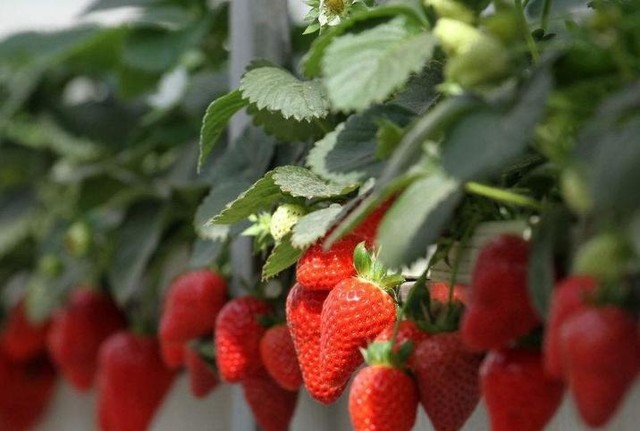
353, 242, 405, 291
360, 340, 413, 370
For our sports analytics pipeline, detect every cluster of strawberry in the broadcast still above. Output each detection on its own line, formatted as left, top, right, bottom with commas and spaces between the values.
0, 301, 56, 431
461, 234, 640, 430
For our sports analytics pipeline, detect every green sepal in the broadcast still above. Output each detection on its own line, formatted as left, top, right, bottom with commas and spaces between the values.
353, 242, 405, 291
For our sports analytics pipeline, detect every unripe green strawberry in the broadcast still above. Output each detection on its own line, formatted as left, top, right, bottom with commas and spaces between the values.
424, 0, 474, 24
434, 18, 509, 87
561, 165, 592, 215
64, 221, 92, 257
270, 204, 306, 242
573, 233, 631, 283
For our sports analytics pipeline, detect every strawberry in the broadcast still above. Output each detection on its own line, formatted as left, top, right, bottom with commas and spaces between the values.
481, 348, 564, 431
241, 368, 298, 431
429, 281, 468, 305
543, 275, 596, 379
184, 345, 218, 398
351, 197, 395, 241
461, 235, 540, 351
560, 306, 640, 427
47, 288, 125, 391
260, 324, 303, 391
96, 331, 176, 431
375, 320, 430, 370
348, 341, 418, 431
349, 366, 418, 431
0, 354, 57, 431
0, 299, 50, 362
414, 332, 483, 431
270, 203, 306, 241
159, 269, 227, 344
214, 296, 272, 382
320, 243, 402, 388
160, 339, 185, 369
285, 283, 347, 404
295, 234, 362, 290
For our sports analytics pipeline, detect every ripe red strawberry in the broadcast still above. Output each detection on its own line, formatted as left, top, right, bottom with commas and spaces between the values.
481, 348, 564, 431
375, 320, 430, 370
159, 269, 227, 343
96, 331, 176, 431
260, 324, 303, 391
286, 283, 347, 404
296, 234, 362, 290
184, 346, 218, 398
429, 281, 468, 305
0, 299, 50, 362
414, 332, 483, 431
560, 306, 640, 427
241, 368, 298, 431
320, 243, 402, 387
47, 288, 125, 391
349, 365, 418, 431
543, 275, 596, 379
351, 197, 395, 241
160, 339, 185, 369
214, 296, 272, 382
0, 354, 56, 431
461, 235, 540, 351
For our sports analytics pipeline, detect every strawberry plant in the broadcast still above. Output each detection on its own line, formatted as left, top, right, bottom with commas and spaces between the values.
1, 0, 640, 429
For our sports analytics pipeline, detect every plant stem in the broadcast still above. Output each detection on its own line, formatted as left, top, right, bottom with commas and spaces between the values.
465, 182, 542, 210
514, 0, 540, 63
541, 0, 553, 32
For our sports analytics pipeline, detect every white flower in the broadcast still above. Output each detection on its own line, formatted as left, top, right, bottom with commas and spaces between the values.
318, 0, 351, 26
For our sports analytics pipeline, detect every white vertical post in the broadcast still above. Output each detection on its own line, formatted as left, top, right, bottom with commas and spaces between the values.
228, 1, 290, 431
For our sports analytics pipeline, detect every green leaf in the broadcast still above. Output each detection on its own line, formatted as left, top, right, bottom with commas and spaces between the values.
307, 104, 413, 185
291, 205, 343, 248
196, 180, 253, 238
108, 201, 167, 305
391, 62, 443, 114
378, 172, 462, 267
302, 1, 430, 77
528, 207, 571, 319
262, 235, 304, 280
4, 116, 103, 162
322, 17, 436, 112
272, 165, 356, 199
122, 25, 204, 72
442, 67, 553, 181
0, 188, 36, 259
199, 90, 249, 170
589, 117, 640, 213
376, 118, 405, 159
213, 172, 282, 224
248, 104, 328, 142
84, 0, 155, 13
240, 66, 330, 121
